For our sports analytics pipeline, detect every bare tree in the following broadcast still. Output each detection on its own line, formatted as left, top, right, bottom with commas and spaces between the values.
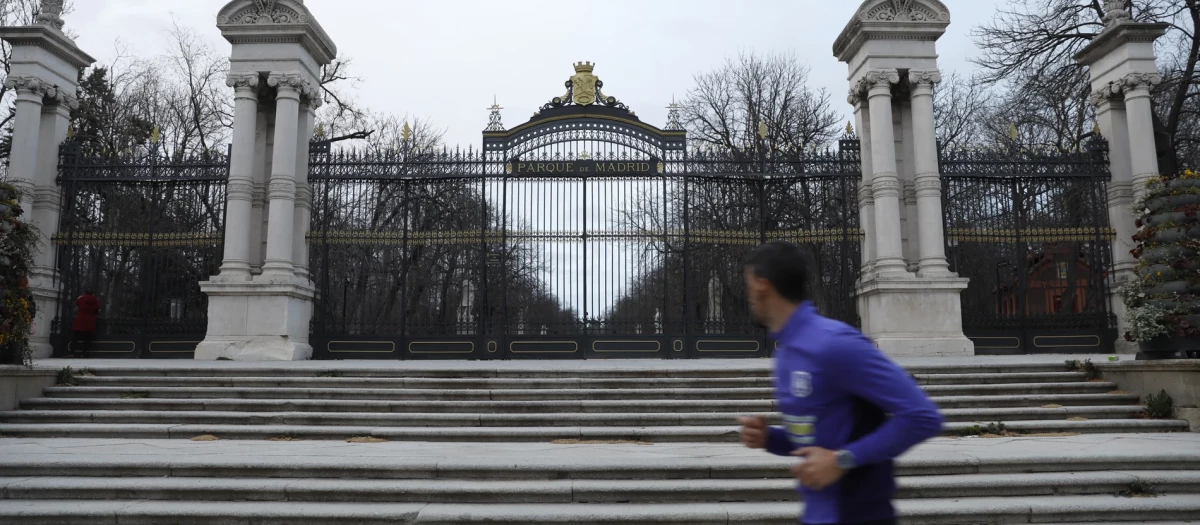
935, 71, 992, 151
681, 52, 840, 153
972, 0, 1199, 174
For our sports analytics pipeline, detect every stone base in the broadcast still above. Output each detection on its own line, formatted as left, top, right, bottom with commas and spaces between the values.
856, 273, 974, 357
28, 274, 59, 360
195, 273, 316, 362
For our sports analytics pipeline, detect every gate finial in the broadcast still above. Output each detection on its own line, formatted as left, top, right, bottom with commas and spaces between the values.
37, 0, 65, 30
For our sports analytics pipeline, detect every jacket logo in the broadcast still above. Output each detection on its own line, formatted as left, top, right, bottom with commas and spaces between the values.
791, 371, 813, 398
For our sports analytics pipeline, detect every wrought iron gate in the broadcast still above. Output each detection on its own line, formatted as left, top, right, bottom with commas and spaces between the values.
51, 141, 229, 358
308, 80, 860, 360
941, 138, 1117, 354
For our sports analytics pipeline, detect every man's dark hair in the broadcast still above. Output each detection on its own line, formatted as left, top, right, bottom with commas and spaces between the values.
743, 241, 810, 303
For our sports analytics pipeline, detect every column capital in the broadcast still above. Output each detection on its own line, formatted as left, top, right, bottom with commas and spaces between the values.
908, 69, 942, 92
268, 72, 315, 99
4, 75, 54, 99
304, 92, 324, 111
847, 89, 862, 107
227, 73, 261, 91
44, 90, 78, 110
858, 69, 900, 95
1119, 72, 1162, 94
1089, 86, 1116, 107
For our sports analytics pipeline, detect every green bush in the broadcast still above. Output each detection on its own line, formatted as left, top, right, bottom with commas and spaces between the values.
1146, 390, 1174, 419
0, 183, 38, 366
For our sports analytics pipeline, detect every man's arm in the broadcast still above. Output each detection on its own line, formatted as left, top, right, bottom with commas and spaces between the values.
827, 334, 944, 466
765, 427, 796, 457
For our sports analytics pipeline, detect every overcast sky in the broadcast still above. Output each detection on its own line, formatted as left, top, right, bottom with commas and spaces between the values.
68, 0, 1004, 148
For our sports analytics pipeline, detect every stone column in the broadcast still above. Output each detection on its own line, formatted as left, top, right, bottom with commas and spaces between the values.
31, 99, 71, 272
863, 69, 908, 277
1121, 73, 1163, 198
220, 73, 260, 277
4, 76, 48, 215
261, 73, 305, 278
292, 98, 318, 280
908, 70, 952, 277
25, 94, 72, 359
852, 90, 876, 280
1093, 91, 1137, 279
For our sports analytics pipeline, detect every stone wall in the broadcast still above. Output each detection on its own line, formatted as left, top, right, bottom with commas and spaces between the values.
1098, 360, 1200, 432
0, 367, 57, 411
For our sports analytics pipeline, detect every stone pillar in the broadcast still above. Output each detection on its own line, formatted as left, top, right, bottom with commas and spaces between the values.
27, 98, 74, 358
5, 78, 47, 216
1122, 73, 1163, 198
908, 70, 952, 277
863, 70, 908, 278
261, 73, 303, 278
198, 0, 335, 361
1075, 9, 1168, 353
852, 91, 876, 279
292, 98, 319, 280
835, 0, 972, 357
220, 74, 260, 277
1, 11, 96, 359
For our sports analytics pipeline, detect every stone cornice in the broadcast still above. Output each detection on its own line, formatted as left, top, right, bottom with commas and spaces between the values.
0, 24, 95, 69
218, 0, 337, 65
834, 0, 950, 62
1074, 22, 1169, 66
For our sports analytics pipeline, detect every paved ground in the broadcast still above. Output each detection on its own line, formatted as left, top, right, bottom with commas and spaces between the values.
28, 354, 1120, 372
2, 433, 1196, 471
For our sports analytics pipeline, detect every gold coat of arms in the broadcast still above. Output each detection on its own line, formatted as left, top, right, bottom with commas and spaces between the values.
571, 62, 598, 106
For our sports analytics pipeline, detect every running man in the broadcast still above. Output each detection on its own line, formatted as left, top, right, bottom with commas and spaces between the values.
737, 241, 944, 525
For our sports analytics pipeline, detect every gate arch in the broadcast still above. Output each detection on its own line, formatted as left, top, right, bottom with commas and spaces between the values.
307, 63, 861, 360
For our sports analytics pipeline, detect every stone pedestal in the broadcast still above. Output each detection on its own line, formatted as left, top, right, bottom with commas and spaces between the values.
857, 275, 973, 357
196, 275, 316, 361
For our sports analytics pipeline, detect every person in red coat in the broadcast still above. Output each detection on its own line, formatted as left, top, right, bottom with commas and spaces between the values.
72, 290, 100, 358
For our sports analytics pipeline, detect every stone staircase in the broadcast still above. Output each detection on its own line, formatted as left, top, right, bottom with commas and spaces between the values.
0, 360, 1197, 524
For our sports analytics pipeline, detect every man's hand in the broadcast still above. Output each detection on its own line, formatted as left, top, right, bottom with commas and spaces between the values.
736, 416, 768, 449
790, 447, 846, 490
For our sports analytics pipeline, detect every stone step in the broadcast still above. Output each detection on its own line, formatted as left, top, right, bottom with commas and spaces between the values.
67, 371, 1087, 389
0, 419, 1186, 441
1, 471, 1197, 503
0, 494, 1197, 524
17, 392, 1142, 413
0, 405, 1150, 427
66, 361, 1070, 379
39, 381, 1120, 401
4, 447, 1196, 480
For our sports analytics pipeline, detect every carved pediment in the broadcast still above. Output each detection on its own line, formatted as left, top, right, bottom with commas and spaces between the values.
218, 0, 308, 25
859, 0, 950, 23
